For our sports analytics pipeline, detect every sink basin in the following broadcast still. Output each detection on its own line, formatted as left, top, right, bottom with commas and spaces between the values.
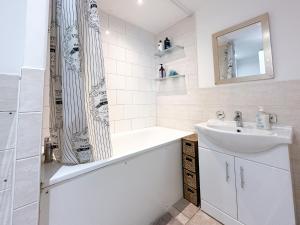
195, 120, 293, 153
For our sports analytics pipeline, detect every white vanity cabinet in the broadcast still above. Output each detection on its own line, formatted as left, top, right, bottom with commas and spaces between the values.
198, 146, 296, 225
199, 148, 237, 219
235, 158, 295, 225
196, 120, 295, 225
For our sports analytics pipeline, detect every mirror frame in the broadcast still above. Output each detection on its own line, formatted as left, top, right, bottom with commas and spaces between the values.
212, 13, 274, 85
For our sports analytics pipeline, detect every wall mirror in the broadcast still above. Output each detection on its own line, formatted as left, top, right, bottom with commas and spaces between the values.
212, 13, 274, 85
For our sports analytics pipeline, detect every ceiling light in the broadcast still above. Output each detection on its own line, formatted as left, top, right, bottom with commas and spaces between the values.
105, 15, 110, 35
137, 0, 144, 5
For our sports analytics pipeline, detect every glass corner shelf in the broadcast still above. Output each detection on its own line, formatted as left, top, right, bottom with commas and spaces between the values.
154, 45, 184, 57
155, 74, 185, 81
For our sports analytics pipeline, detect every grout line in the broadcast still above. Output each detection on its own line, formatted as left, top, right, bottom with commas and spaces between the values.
0, 111, 17, 113
9, 76, 21, 224
0, 148, 15, 152
18, 111, 43, 114
0, 188, 12, 193
13, 201, 38, 211
15, 154, 40, 161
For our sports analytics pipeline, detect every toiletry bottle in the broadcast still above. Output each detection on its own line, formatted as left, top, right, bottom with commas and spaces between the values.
164, 37, 171, 50
256, 106, 271, 129
159, 64, 166, 78
158, 40, 163, 52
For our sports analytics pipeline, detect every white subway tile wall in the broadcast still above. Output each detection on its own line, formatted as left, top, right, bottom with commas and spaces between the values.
19, 69, 44, 113
0, 189, 12, 225
16, 113, 42, 159
12, 202, 39, 225
102, 11, 157, 133
13, 156, 40, 209
0, 150, 14, 191
0, 74, 19, 225
13, 68, 44, 225
156, 17, 198, 96
0, 112, 17, 151
42, 68, 50, 140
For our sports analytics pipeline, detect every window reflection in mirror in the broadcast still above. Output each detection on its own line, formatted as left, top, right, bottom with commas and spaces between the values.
213, 14, 274, 85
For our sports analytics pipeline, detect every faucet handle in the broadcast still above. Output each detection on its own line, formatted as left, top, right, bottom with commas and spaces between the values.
269, 113, 277, 124
216, 111, 225, 120
234, 111, 242, 118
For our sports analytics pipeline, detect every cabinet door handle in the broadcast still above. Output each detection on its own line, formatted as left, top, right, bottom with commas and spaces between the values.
240, 166, 245, 189
225, 162, 229, 182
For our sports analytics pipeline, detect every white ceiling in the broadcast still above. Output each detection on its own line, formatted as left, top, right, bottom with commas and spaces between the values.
98, 0, 198, 34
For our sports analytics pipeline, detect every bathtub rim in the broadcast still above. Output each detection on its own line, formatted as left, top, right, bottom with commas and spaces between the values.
41, 127, 193, 189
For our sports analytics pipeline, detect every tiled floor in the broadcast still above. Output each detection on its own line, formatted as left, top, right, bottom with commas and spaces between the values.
152, 199, 222, 225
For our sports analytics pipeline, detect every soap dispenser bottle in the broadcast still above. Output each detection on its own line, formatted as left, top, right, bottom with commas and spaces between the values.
158, 40, 163, 52
164, 37, 171, 50
256, 106, 271, 129
159, 64, 166, 79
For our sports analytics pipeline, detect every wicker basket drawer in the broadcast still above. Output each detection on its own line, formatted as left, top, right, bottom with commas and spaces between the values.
182, 140, 196, 157
184, 184, 199, 206
183, 169, 197, 189
183, 154, 196, 172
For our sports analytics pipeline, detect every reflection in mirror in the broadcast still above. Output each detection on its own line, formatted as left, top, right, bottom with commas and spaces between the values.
213, 13, 274, 85
217, 22, 264, 79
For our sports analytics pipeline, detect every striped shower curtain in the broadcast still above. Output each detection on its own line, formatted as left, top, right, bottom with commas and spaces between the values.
49, 0, 112, 164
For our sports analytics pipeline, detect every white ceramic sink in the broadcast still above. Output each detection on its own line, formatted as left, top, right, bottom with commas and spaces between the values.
195, 120, 293, 153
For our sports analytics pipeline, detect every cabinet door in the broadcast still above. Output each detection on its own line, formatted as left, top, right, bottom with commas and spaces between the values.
199, 148, 237, 218
236, 158, 295, 225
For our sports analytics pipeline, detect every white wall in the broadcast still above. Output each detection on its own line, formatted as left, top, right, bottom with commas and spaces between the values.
0, 0, 27, 75
101, 12, 157, 133
0, 0, 49, 74
196, 0, 300, 87
156, 16, 200, 131
156, 16, 198, 96
23, 0, 50, 69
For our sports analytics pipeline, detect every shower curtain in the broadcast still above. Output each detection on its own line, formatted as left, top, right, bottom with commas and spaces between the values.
49, 0, 112, 165
224, 41, 236, 79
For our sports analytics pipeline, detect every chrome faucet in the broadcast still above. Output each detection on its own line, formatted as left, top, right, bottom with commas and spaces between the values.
234, 111, 243, 127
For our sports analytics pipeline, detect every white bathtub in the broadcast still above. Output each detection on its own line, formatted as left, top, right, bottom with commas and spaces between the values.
40, 127, 192, 225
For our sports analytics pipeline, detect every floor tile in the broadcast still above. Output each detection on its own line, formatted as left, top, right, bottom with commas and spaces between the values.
175, 213, 189, 224
154, 199, 220, 225
186, 210, 222, 225
169, 207, 181, 218
152, 213, 173, 225
173, 199, 199, 218
173, 198, 190, 212
167, 218, 184, 225
168, 207, 189, 224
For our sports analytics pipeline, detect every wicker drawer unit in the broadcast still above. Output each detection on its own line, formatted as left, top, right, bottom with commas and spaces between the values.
184, 184, 199, 206
183, 155, 196, 172
182, 134, 200, 206
183, 169, 197, 189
